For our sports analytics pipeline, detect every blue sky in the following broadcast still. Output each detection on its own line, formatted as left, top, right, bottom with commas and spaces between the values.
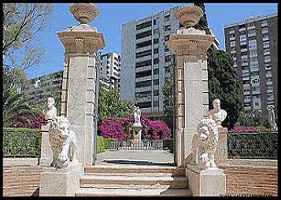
26, 3, 278, 79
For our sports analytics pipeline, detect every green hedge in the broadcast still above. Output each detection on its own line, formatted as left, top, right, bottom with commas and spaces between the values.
97, 135, 105, 153
97, 136, 118, 153
3, 127, 41, 158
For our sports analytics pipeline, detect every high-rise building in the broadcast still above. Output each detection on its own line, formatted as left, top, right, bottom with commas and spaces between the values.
99, 52, 121, 90
121, 6, 220, 118
224, 13, 278, 117
25, 70, 63, 106
121, 6, 180, 118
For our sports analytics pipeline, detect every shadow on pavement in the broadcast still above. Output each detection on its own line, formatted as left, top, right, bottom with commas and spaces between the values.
102, 159, 175, 166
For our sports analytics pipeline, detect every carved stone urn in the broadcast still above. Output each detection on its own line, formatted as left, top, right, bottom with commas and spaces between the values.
70, 3, 99, 24
175, 5, 203, 28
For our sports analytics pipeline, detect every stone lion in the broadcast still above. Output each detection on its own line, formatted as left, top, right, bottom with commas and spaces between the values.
190, 118, 219, 170
49, 116, 78, 168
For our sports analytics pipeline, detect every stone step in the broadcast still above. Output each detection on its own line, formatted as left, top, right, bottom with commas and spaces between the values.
75, 188, 192, 197
80, 175, 187, 189
84, 172, 176, 177
84, 165, 185, 176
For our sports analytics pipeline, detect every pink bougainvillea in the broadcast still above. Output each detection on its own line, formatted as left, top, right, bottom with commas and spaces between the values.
99, 119, 125, 140
11, 114, 45, 129
99, 115, 171, 140
231, 126, 266, 132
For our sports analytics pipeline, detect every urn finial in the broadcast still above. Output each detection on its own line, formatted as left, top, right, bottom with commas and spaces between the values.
175, 5, 203, 28
70, 3, 99, 24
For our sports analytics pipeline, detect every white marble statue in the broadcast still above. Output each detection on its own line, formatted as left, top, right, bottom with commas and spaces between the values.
133, 106, 141, 125
267, 105, 278, 131
207, 99, 227, 127
191, 118, 219, 170
43, 97, 57, 124
48, 116, 78, 168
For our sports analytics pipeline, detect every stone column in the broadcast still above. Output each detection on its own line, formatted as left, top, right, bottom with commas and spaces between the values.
168, 6, 214, 167
57, 3, 105, 167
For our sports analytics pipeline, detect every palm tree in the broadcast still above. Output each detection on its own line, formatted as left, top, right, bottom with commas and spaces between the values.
3, 66, 32, 126
3, 90, 31, 126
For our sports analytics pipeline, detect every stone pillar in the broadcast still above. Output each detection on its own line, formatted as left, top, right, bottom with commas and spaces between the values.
168, 6, 214, 167
57, 3, 105, 167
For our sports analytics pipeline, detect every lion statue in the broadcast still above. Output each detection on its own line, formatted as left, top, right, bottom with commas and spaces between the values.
190, 118, 219, 170
48, 116, 78, 168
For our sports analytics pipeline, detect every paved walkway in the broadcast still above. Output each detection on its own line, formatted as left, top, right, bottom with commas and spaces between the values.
94, 150, 175, 166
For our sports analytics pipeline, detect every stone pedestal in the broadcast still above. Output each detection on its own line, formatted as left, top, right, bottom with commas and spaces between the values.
40, 125, 52, 166
169, 27, 214, 167
132, 123, 142, 142
40, 162, 83, 196
186, 164, 226, 196
215, 127, 228, 165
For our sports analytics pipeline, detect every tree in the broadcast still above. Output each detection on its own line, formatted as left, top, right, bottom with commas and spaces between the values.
3, 3, 53, 70
162, 64, 175, 131
207, 48, 242, 129
98, 84, 135, 121
3, 66, 32, 126
194, 3, 243, 129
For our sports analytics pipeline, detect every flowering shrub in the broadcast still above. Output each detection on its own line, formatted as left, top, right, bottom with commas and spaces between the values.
231, 126, 267, 132
99, 119, 126, 140
99, 115, 171, 140
11, 114, 45, 129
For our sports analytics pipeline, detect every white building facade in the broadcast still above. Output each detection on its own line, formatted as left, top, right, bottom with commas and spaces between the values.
120, 6, 181, 118
99, 52, 121, 90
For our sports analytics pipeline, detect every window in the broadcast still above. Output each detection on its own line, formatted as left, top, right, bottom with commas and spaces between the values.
263, 41, 270, 49
165, 55, 171, 62
136, 50, 152, 58
136, 21, 152, 30
136, 40, 151, 49
262, 34, 269, 41
164, 25, 171, 31
153, 38, 159, 44
247, 29, 256, 37
153, 58, 159, 64
154, 48, 159, 54
261, 27, 268, 34
261, 20, 268, 27
164, 35, 169, 41
263, 48, 270, 56
264, 56, 271, 63
248, 39, 257, 50
136, 30, 151, 39
135, 91, 151, 98
136, 70, 152, 78
164, 15, 170, 21
153, 68, 159, 74
230, 41, 236, 47
136, 80, 151, 88
153, 90, 159, 96
153, 79, 159, 85
136, 60, 151, 68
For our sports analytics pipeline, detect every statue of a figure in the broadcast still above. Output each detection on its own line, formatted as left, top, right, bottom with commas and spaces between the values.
43, 97, 78, 168
190, 118, 219, 170
43, 97, 57, 124
133, 106, 141, 125
207, 99, 227, 127
267, 105, 277, 131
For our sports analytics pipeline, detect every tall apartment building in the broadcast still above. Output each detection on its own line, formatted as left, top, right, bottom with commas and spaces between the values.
25, 70, 63, 106
121, 6, 220, 118
25, 52, 121, 105
99, 52, 121, 90
224, 13, 278, 117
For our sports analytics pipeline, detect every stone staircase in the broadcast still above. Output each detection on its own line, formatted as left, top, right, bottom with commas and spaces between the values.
75, 165, 192, 196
